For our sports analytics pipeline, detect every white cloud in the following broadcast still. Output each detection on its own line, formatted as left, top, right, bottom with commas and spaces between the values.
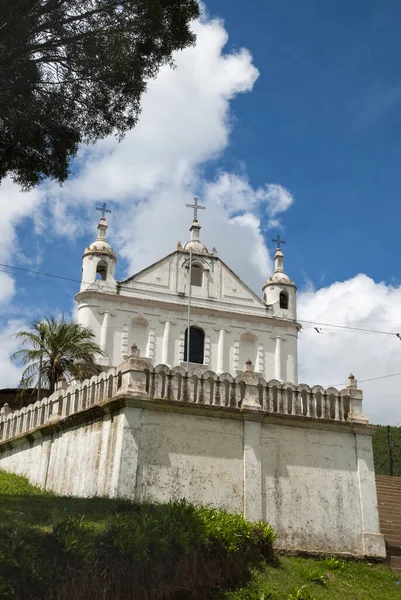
0, 13, 287, 386
298, 274, 401, 425
0, 12, 399, 430
0, 320, 26, 388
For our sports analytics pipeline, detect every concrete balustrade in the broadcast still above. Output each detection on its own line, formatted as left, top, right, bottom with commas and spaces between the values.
0, 352, 368, 443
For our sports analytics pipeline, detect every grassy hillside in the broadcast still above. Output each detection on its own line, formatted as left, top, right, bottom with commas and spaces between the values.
373, 425, 401, 476
0, 470, 400, 599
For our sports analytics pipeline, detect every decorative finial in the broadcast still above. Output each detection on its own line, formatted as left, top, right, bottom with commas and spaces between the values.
272, 234, 286, 249
347, 373, 357, 389
96, 202, 111, 219
244, 359, 254, 372
177, 241, 182, 250
186, 197, 205, 222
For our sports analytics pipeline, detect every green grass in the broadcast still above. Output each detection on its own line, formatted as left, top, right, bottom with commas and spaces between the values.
0, 470, 400, 599
219, 556, 401, 599
0, 469, 275, 599
0, 469, 132, 533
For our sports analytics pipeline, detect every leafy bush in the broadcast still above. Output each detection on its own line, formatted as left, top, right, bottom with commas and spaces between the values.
322, 555, 345, 571
287, 585, 317, 600
0, 529, 50, 599
0, 485, 276, 599
52, 515, 95, 561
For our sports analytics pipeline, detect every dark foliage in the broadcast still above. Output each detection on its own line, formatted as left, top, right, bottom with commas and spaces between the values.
0, 470, 276, 599
0, 0, 200, 189
373, 425, 401, 477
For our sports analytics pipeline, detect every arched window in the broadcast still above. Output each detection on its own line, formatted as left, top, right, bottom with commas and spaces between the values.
184, 326, 205, 364
279, 290, 289, 310
96, 260, 108, 281
191, 263, 203, 287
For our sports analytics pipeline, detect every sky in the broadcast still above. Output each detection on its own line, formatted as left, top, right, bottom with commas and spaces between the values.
1, 1, 401, 425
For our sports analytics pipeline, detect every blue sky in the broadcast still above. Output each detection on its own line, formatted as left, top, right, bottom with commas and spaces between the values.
206, 0, 401, 286
2, 2, 401, 424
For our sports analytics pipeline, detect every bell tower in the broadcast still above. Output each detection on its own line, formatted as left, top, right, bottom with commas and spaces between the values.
80, 204, 116, 292
262, 235, 297, 320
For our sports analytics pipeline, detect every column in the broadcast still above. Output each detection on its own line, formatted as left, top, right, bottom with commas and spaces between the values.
162, 320, 171, 365
274, 336, 283, 381
100, 311, 110, 354
217, 328, 225, 373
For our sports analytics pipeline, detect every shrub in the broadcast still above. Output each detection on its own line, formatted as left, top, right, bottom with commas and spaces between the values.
0, 496, 276, 599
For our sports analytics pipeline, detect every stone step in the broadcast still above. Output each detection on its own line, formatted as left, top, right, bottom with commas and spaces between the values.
381, 529, 401, 538
376, 483, 401, 487
380, 521, 401, 540
384, 537, 401, 548
376, 485, 401, 491
376, 476, 401, 575
390, 556, 401, 568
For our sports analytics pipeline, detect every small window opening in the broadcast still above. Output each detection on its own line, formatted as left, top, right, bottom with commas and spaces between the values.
191, 263, 203, 287
96, 261, 108, 281
279, 291, 289, 310
184, 326, 205, 364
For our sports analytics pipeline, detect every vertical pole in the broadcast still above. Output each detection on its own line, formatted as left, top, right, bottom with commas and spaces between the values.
37, 328, 44, 402
186, 248, 192, 371
387, 425, 394, 477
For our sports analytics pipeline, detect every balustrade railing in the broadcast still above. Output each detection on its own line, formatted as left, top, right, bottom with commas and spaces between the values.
0, 352, 367, 443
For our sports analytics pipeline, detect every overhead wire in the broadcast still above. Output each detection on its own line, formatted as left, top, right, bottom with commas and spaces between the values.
2, 261, 401, 339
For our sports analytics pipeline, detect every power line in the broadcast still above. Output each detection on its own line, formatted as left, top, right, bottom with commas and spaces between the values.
2, 261, 401, 340
299, 319, 400, 337
327, 371, 401, 388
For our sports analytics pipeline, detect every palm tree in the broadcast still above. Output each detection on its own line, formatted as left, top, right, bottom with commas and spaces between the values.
12, 317, 105, 395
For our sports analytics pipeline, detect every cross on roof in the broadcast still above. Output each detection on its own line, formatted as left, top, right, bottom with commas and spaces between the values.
96, 203, 111, 218
186, 197, 205, 221
272, 234, 286, 249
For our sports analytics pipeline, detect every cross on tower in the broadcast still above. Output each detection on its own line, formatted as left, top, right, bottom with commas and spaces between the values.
96, 202, 111, 218
272, 234, 286, 249
186, 197, 205, 221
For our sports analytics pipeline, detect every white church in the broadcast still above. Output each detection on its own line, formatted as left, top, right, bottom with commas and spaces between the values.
0, 200, 386, 560
77, 201, 299, 382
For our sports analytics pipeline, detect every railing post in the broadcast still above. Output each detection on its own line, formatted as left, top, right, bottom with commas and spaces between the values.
240, 361, 262, 411
119, 344, 153, 395
345, 374, 368, 424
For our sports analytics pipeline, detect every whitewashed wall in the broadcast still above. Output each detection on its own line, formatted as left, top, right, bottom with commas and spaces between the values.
0, 400, 385, 558
77, 298, 298, 383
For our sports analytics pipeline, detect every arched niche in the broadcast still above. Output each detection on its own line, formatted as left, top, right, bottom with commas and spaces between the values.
184, 326, 205, 364
129, 316, 150, 357
238, 332, 257, 370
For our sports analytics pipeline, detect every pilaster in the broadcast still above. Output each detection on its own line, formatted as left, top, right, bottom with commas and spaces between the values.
243, 420, 262, 521
355, 433, 386, 557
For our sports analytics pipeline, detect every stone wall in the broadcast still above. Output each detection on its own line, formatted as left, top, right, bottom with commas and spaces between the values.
0, 351, 385, 558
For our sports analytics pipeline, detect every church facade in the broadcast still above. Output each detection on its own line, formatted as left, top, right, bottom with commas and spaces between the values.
76, 210, 299, 383
0, 205, 387, 560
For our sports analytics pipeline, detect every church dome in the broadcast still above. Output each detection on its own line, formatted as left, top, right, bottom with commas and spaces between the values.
183, 239, 209, 254
87, 238, 115, 256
